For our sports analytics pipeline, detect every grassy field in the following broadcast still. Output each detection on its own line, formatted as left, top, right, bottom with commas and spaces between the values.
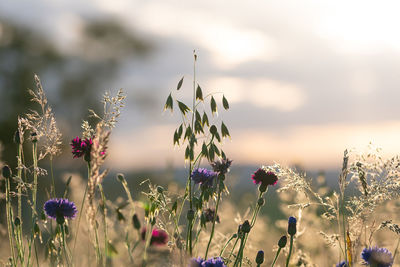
1, 64, 399, 267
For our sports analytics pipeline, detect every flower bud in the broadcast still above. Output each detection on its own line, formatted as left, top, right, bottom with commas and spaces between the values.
187, 209, 195, 221
2, 165, 11, 179
255, 250, 264, 264
257, 197, 265, 207
31, 132, 38, 143
157, 186, 164, 194
117, 173, 125, 182
14, 130, 21, 144
241, 220, 251, 234
278, 235, 287, 248
132, 214, 141, 230
288, 216, 297, 236
56, 214, 65, 225
259, 183, 267, 193
14, 217, 21, 227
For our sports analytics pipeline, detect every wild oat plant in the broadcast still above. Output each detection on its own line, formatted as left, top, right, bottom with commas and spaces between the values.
1, 55, 399, 267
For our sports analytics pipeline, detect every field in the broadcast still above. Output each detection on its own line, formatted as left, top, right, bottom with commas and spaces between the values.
1, 67, 399, 267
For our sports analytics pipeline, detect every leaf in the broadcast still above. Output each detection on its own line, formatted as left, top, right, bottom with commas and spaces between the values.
177, 76, 184, 90
177, 124, 183, 138
202, 113, 209, 127
195, 110, 201, 122
210, 96, 217, 115
194, 120, 204, 134
173, 130, 179, 145
164, 93, 173, 111
210, 125, 218, 135
196, 85, 203, 101
221, 122, 230, 138
184, 126, 192, 141
214, 132, 221, 143
185, 146, 190, 160
177, 101, 190, 115
202, 142, 208, 157
208, 145, 215, 161
213, 143, 220, 156
222, 95, 229, 110
107, 241, 118, 257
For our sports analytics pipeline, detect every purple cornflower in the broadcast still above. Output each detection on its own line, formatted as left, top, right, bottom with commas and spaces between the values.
189, 257, 226, 267
71, 136, 93, 160
191, 168, 217, 187
210, 158, 232, 175
336, 261, 348, 267
140, 228, 168, 246
44, 198, 77, 222
251, 168, 278, 187
361, 247, 393, 267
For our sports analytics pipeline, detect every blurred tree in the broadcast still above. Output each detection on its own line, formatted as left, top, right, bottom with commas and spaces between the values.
0, 18, 152, 168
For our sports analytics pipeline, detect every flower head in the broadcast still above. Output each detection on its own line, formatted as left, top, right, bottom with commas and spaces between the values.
361, 247, 393, 267
210, 158, 232, 175
251, 168, 278, 187
336, 261, 349, 267
255, 250, 264, 265
44, 198, 77, 222
202, 208, 220, 224
189, 257, 226, 267
141, 228, 168, 246
71, 136, 93, 160
191, 168, 217, 187
288, 216, 297, 236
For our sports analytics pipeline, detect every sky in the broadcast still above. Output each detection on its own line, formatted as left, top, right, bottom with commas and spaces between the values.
2, 0, 400, 171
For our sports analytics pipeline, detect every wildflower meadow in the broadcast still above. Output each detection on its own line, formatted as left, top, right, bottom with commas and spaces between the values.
1, 54, 400, 267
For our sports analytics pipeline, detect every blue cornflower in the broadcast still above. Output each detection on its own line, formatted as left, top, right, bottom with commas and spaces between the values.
288, 216, 297, 236
189, 257, 226, 267
336, 261, 348, 267
191, 168, 217, 187
44, 198, 77, 223
361, 247, 393, 267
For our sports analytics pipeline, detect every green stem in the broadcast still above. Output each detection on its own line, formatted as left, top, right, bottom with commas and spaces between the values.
143, 222, 154, 266
71, 162, 90, 263
28, 141, 38, 267
17, 143, 22, 222
205, 176, 223, 259
227, 237, 239, 263
285, 235, 294, 267
50, 157, 56, 198
5, 178, 16, 267
393, 236, 400, 261
219, 234, 236, 257
270, 247, 281, 267
61, 224, 71, 267
98, 184, 108, 267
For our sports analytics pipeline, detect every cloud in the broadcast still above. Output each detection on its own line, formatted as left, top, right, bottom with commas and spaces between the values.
206, 77, 306, 112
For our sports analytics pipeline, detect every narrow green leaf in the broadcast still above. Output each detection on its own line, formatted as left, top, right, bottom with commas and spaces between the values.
177, 76, 184, 90
177, 101, 190, 115
173, 130, 179, 145
184, 126, 192, 140
202, 113, 209, 127
210, 96, 217, 115
222, 95, 229, 110
215, 132, 221, 143
164, 93, 173, 111
202, 142, 208, 157
177, 124, 183, 138
221, 150, 226, 159
210, 125, 218, 135
208, 145, 215, 161
213, 143, 220, 156
185, 146, 190, 160
189, 148, 194, 161
194, 120, 204, 134
196, 85, 203, 101
195, 110, 201, 122
221, 122, 230, 138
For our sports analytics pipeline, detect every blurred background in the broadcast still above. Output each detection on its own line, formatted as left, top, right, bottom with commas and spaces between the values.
1, 0, 400, 187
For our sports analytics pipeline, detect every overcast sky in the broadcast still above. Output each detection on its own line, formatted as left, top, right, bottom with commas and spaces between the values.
2, 0, 400, 170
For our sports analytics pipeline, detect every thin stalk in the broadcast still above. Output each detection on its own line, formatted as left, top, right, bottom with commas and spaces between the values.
28, 141, 38, 267
60, 224, 71, 267
393, 236, 400, 261
233, 236, 245, 267
219, 234, 236, 257
285, 235, 294, 267
17, 143, 22, 222
204, 177, 223, 258
227, 237, 239, 263
5, 178, 16, 267
98, 184, 108, 267
143, 222, 154, 266
270, 247, 282, 267
50, 157, 56, 198
72, 162, 90, 262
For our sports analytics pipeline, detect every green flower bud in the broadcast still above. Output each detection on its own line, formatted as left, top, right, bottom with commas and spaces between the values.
255, 250, 264, 264
14, 217, 21, 227
2, 165, 11, 179
278, 235, 287, 248
257, 197, 265, 207
241, 220, 251, 234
